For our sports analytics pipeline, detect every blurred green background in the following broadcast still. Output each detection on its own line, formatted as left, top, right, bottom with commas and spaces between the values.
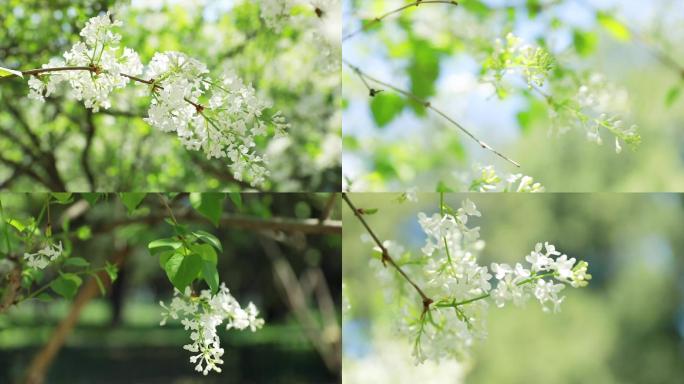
0, 0, 340, 191
342, 0, 684, 192
342, 193, 684, 383
0, 193, 341, 383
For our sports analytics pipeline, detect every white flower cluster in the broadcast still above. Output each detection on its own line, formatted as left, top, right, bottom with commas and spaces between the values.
159, 283, 264, 376
484, 33, 555, 91
23, 241, 63, 270
260, 0, 294, 32
574, 73, 640, 153
26, 12, 287, 187
27, 11, 143, 111
144, 52, 278, 185
467, 165, 545, 192
490, 242, 590, 313
367, 199, 589, 364
259, 0, 341, 72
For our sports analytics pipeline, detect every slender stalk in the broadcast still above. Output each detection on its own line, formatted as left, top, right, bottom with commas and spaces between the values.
344, 60, 520, 167
342, 193, 433, 310
18, 66, 207, 113
343, 0, 459, 42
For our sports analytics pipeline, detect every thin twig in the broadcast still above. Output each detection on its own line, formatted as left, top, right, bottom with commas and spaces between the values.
342, 193, 433, 311
342, 0, 459, 42
344, 60, 520, 167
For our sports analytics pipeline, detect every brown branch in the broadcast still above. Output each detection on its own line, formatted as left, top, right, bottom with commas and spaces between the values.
23, 247, 130, 384
81, 109, 96, 191
0, 256, 21, 314
343, 0, 459, 42
344, 60, 521, 167
342, 193, 433, 312
260, 238, 340, 373
319, 193, 338, 223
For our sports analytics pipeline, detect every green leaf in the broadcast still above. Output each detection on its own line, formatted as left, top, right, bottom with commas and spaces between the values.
665, 86, 681, 107
597, 13, 631, 42
36, 293, 52, 301
572, 29, 598, 57
516, 98, 548, 134
436, 181, 454, 193
192, 230, 223, 252
119, 193, 147, 214
64, 257, 90, 267
51, 193, 73, 204
201, 261, 219, 294
82, 193, 103, 205
148, 237, 183, 255
361, 208, 378, 215
408, 39, 440, 113
189, 193, 224, 227
50, 273, 83, 299
370, 93, 405, 127
0, 66, 22, 78
164, 251, 202, 292
105, 261, 118, 283
91, 273, 106, 296
191, 243, 217, 265
158, 250, 175, 269
228, 193, 242, 210
8, 219, 26, 232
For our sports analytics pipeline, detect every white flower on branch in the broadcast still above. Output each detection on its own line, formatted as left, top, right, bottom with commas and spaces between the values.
159, 283, 264, 376
360, 199, 591, 364
24, 241, 63, 270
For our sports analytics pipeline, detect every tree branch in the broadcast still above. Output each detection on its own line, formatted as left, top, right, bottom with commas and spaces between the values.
81, 109, 97, 191
343, 0, 459, 42
342, 193, 433, 312
344, 60, 520, 167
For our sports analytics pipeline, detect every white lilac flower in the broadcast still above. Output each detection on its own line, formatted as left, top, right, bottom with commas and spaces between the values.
144, 52, 283, 186
260, 0, 294, 32
466, 165, 544, 193
26, 11, 143, 111
365, 199, 590, 364
24, 241, 63, 270
159, 283, 264, 376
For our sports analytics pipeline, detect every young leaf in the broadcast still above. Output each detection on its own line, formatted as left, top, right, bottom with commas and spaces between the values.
189, 193, 224, 227
201, 261, 219, 294
50, 273, 83, 299
191, 243, 217, 265
148, 237, 183, 255
597, 13, 631, 42
64, 257, 90, 268
51, 193, 73, 204
228, 193, 242, 210
105, 261, 118, 282
0, 66, 23, 78
192, 230, 223, 252
119, 193, 147, 214
665, 86, 681, 107
370, 93, 405, 127
82, 193, 103, 206
164, 252, 202, 292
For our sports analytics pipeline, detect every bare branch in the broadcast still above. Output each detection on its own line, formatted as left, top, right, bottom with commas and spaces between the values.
344, 60, 520, 167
